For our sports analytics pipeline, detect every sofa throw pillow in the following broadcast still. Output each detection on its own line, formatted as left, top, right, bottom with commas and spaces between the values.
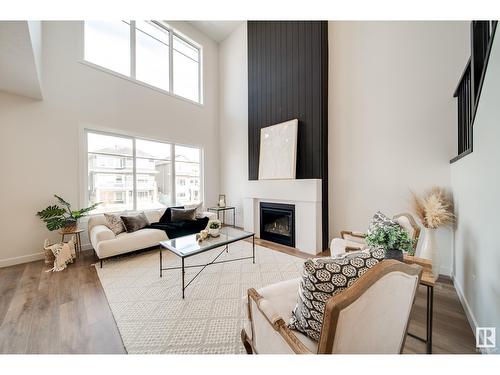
184, 202, 204, 219
103, 213, 126, 235
288, 248, 385, 341
367, 211, 399, 235
170, 207, 196, 222
159, 206, 184, 223
120, 212, 150, 233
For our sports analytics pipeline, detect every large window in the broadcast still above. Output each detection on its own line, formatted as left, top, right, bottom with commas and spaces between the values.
84, 21, 202, 104
86, 130, 202, 213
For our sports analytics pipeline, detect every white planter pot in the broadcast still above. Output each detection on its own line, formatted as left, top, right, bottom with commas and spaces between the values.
420, 228, 440, 281
209, 228, 220, 237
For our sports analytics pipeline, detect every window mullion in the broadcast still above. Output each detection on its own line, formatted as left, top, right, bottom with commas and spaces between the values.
171, 144, 176, 206
198, 48, 202, 103
169, 30, 174, 93
130, 20, 136, 78
132, 138, 137, 211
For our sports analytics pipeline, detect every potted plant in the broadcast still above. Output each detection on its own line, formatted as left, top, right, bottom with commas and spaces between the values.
365, 224, 415, 261
207, 219, 222, 237
36, 195, 100, 232
412, 187, 454, 280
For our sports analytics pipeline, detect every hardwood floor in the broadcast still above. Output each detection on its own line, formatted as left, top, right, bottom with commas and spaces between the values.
0, 243, 477, 354
0, 251, 125, 354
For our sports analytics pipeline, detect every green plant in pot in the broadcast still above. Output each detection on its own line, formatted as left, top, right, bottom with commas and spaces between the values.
207, 219, 222, 237
36, 195, 100, 231
365, 224, 415, 261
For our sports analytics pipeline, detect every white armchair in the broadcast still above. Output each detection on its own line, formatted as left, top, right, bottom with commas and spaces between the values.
241, 260, 422, 354
330, 213, 421, 257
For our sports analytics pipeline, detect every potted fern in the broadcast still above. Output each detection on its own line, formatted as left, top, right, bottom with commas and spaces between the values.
365, 224, 415, 261
36, 195, 100, 231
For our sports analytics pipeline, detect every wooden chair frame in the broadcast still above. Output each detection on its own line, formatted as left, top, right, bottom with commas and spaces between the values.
339, 213, 421, 252
242, 260, 422, 354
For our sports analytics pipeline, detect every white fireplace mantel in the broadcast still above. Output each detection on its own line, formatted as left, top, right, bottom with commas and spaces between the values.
243, 179, 322, 255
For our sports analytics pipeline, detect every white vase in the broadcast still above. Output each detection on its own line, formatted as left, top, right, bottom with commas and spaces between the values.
420, 228, 440, 281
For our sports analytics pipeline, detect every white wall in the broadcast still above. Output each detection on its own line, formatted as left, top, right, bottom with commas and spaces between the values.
450, 34, 500, 352
219, 21, 470, 273
329, 21, 470, 275
0, 21, 220, 267
218, 22, 248, 227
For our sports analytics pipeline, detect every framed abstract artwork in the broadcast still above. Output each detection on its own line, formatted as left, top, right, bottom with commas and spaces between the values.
258, 119, 298, 180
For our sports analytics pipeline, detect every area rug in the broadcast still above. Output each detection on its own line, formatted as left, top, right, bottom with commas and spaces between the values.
95, 241, 305, 354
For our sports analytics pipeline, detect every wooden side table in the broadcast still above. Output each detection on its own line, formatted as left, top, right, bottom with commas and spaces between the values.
58, 228, 85, 258
404, 254, 435, 354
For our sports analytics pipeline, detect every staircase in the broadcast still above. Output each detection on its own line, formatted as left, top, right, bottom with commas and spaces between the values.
451, 21, 498, 163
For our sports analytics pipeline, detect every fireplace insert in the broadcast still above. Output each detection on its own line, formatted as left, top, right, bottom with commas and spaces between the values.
259, 202, 295, 247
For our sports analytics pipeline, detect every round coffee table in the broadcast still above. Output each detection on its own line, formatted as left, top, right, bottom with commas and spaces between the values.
58, 228, 85, 258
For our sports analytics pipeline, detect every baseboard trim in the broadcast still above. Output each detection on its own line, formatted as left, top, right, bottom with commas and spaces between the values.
451, 274, 484, 353
0, 252, 45, 268
439, 266, 452, 277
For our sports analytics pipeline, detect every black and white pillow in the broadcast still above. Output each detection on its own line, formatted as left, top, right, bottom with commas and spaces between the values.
288, 248, 385, 341
367, 211, 399, 235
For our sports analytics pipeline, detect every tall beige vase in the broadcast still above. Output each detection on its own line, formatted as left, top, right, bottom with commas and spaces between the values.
419, 228, 439, 281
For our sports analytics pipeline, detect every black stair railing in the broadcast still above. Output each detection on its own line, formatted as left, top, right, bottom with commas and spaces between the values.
451, 21, 497, 163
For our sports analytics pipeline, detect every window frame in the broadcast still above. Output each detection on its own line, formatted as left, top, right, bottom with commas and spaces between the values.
81, 21, 203, 105
83, 128, 204, 214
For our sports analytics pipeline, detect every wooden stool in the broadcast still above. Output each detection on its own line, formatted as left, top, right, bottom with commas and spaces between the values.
58, 228, 85, 258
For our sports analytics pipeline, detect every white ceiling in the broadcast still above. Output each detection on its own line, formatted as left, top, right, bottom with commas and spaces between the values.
188, 21, 244, 43
0, 21, 42, 99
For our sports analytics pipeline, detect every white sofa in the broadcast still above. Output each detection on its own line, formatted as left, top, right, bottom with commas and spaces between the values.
88, 208, 216, 262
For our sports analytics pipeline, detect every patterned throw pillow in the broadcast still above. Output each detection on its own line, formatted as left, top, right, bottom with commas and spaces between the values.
104, 213, 126, 235
288, 248, 385, 341
120, 212, 150, 233
367, 211, 399, 234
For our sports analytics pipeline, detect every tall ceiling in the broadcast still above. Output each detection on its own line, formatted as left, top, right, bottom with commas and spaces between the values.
188, 21, 243, 43
0, 21, 43, 99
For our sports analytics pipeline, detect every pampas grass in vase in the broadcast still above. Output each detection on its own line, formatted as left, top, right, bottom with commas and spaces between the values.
411, 187, 454, 281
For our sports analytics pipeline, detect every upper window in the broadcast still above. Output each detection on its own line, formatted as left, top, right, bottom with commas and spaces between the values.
84, 21, 202, 104
86, 130, 202, 214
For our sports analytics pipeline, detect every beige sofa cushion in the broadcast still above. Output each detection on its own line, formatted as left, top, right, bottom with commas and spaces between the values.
95, 228, 167, 259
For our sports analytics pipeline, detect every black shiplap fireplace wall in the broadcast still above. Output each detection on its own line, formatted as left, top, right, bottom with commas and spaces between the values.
247, 21, 329, 249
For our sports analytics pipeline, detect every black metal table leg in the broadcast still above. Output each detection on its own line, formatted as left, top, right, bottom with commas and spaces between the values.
252, 235, 255, 264
427, 285, 434, 354
160, 248, 162, 278
182, 257, 185, 299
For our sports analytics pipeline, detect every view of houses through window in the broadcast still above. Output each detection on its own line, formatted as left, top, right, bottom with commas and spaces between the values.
87, 131, 201, 213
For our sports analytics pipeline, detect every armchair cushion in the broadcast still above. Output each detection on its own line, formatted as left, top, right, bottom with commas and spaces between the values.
244, 279, 318, 354
330, 238, 367, 257
288, 248, 385, 341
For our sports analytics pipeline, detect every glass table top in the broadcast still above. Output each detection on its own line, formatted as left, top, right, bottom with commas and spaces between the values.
159, 227, 253, 258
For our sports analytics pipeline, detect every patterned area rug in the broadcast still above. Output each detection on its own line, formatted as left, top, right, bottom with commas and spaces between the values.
95, 241, 304, 354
